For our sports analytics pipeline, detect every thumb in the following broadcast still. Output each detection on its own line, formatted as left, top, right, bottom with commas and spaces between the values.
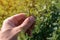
19, 16, 35, 31
11, 16, 35, 36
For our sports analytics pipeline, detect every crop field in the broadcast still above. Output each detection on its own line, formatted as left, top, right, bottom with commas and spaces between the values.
0, 0, 60, 40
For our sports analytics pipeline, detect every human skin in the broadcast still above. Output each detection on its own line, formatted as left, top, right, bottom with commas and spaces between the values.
0, 13, 35, 40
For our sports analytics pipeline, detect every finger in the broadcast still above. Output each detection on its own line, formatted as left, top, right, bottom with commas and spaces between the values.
12, 16, 35, 35
25, 22, 35, 36
2, 13, 27, 28
8, 13, 27, 26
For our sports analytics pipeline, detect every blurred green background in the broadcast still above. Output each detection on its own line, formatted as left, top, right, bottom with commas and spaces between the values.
0, 0, 60, 40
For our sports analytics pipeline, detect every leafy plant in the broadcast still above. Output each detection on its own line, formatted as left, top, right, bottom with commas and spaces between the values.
0, 0, 60, 40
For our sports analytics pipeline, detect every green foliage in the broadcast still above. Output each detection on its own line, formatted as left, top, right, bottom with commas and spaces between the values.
0, 0, 60, 40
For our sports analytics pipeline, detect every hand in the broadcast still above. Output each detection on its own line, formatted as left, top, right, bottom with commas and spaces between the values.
0, 13, 35, 40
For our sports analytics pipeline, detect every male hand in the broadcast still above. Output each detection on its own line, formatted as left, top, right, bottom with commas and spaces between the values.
0, 13, 35, 40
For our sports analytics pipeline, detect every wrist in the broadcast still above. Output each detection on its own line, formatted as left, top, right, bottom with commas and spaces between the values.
0, 36, 9, 40
0, 32, 9, 40
0, 38, 9, 40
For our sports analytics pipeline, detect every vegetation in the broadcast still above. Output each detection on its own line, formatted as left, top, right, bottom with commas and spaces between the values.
0, 0, 60, 40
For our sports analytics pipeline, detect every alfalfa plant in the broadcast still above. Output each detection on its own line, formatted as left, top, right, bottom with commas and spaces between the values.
19, 0, 60, 40
0, 0, 60, 40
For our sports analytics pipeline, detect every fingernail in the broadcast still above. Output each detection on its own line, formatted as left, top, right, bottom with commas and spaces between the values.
29, 16, 35, 22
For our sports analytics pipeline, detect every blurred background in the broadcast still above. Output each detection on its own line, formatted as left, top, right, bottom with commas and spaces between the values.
0, 0, 60, 40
